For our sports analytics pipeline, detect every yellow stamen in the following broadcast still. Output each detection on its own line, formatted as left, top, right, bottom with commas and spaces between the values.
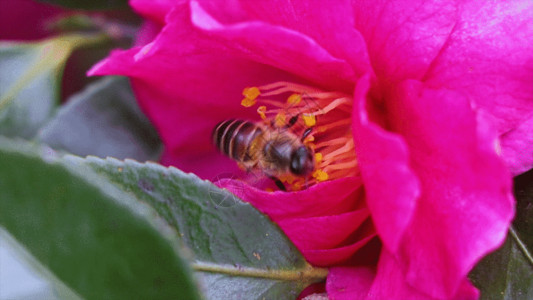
313, 170, 329, 182
242, 87, 261, 100
302, 113, 316, 127
237, 81, 358, 190
257, 106, 267, 120
241, 97, 257, 107
315, 153, 323, 164
287, 93, 302, 105
274, 113, 286, 128
303, 135, 315, 144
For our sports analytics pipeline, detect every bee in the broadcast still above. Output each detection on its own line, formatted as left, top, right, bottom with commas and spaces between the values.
212, 119, 315, 190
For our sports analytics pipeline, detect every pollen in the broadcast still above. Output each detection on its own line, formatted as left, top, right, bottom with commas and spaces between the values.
287, 93, 302, 105
302, 113, 316, 127
313, 169, 329, 182
257, 106, 267, 120
241, 87, 261, 107
274, 113, 286, 127
241, 97, 256, 107
238, 81, 358, 190
242, 87, 261, 100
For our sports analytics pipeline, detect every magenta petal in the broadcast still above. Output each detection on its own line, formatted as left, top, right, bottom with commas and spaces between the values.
326, 267, 375, 300
303, 235, 376, 267
278, 209, 369, 250
501, 115, 533, 175
383, 80, 514, 298
218, 177, 373, 266
352, 0, 457, 84
89, 3, 305, 178
368, 250, 479, 299
425, 1, 533, 136
219, 177, 364, 221
238, 0, 373, 79
189, 1, 356, 91
352, 75, 420, 253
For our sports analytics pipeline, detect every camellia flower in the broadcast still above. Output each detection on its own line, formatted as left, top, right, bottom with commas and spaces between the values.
89, 0, 533, 299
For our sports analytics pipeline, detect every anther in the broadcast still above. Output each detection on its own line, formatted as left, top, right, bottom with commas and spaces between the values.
302, 113, 316, 127
242, 87, 261, 100
241, 87, 261, 107
274, 113, 286, 128
315, 153, 323, 164
313, 169, 329, 182
257, 106, 267, 120
241, 97, 257, 107
287, 93, 302, 105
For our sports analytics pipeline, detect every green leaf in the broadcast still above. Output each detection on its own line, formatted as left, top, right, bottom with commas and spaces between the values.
470, 169, 533, 299
470, 231, 533, 299
70, 155, 327, 299
39, 77, 162, 161
0, 137, 202, 300
36, 0, 129, 10
513, 169, 533, 256
0, 34, 107, 139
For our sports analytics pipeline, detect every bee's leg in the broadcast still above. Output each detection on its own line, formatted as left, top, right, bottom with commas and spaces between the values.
268, 175, 287, 191
301, 127, 313, 142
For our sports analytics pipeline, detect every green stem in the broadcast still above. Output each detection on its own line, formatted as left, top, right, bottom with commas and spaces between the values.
192, 261, 328, 282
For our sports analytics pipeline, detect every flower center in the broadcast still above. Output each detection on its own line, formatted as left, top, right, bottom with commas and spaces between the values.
240, 81, 358, 190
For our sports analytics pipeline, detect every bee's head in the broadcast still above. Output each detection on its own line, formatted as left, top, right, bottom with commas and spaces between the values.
290, 145, 315, 176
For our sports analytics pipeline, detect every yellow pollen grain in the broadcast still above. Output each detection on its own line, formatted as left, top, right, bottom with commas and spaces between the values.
274, 113, 286, 127
302, 113, 316, 127
313, 169, 329, 182
314, 153, 323, 164
304, 135, 315, 144
287, 93, 302, 105
241, 97, 257, 107
257, 105, 267, 119
292, 181, 303, 190
242, 86, 261, 100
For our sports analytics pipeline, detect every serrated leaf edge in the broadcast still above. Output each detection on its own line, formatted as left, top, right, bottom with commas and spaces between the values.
64, 154, 329, 283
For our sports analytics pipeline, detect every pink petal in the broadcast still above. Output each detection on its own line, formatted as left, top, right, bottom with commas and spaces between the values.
238, 0, 373, 79
218, 177, 375, 265
500, 115, 533, 175
368, 250, 479, 299
304, 235, 376, 267
352, 75, 420, 254
189, 1, 356, 92
218, 177, 364, 221
382, 80, 514, 298
278, 209, 370, 250
424, 1, 533, 136
134, 21, 163, 47
326, 267, 375, 300
89, 3, 305, 178
352, 0, 457, 85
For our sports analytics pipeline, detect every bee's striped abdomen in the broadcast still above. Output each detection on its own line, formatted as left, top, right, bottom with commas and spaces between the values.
212, 120, 263, 162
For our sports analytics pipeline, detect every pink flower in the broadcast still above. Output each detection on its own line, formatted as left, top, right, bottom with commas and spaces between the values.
89, 1, 532, 299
